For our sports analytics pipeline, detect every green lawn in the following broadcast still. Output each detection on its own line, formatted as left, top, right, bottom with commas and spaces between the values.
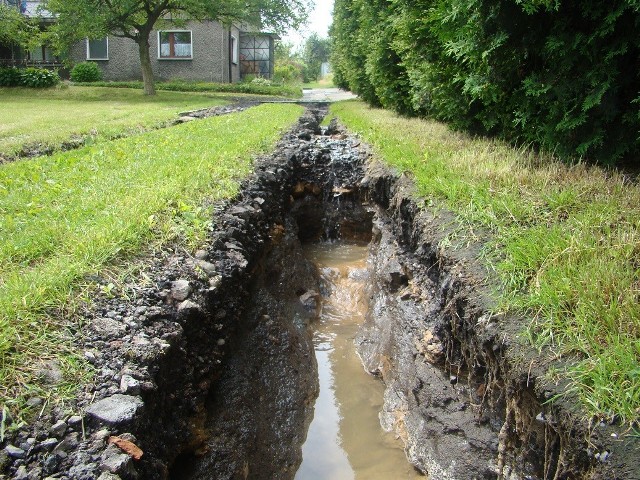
303, 74, 335, 89
0, 103, 304, 418
0, 86, 231, 158
331, 100, 640, 425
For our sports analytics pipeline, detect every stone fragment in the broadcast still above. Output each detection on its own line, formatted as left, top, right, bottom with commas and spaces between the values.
97, 473, 121, 480
49, 419, 67, 438
5, 444, 26, 458
39, 438, 58, 452
177, 300, 201, 314
120, 375, 141, 395
38, 360, 64, 385
171, 279, 191, 301
196, 260, 217, 276
299, 290, 320, 315
91, 317, 127, 339
67, 415, 83, 428
101, 453, 132, 474
194, 249, 208, 260
13, 466, 28, 480
86, 394, 143, 426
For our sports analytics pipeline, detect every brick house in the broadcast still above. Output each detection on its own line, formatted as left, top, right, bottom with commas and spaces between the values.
0, 0, 278, 82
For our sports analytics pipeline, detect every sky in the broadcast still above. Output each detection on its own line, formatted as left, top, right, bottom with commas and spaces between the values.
281, 0, 334, 50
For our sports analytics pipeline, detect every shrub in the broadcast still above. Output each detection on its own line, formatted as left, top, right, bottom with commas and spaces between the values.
274, 62, 303, 84
0, 67, 22, 87
250, 77, 272, 86
19, 67, 59, 88
70, 62, 102, 82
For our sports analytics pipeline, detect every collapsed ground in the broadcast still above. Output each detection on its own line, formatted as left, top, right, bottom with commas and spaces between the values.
0, 97, 638, 479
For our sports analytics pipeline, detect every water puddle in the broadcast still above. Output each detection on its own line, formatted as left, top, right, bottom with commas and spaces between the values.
295, 242, 424, 480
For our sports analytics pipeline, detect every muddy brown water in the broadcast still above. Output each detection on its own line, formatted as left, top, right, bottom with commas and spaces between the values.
295, 242, 424, 480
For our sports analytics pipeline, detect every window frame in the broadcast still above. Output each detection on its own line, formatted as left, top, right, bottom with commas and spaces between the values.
86, 37, 109, 61
157, 30, 193, 60
230, 35, 238, 65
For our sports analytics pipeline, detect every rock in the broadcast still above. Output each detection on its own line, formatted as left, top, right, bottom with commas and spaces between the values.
101, 452, 132, 473
39, 438, 59, 452
53, 432, 79, 453
5, 444, 26, 458
14, 466, 29, 480
49, 419, 67, 438
92, 317, 127, 339
97, 472, 122, 480
25, 397, 43, 408
37, 360, 64, 385
177, 300, 201, 314
43, 453, 62, 474
194, 249, 208, 260
120, 375, 141, 395
68, 415, 83, 428
299, 290, 320, 314
177, 115, 196, 123
86, 394, 143, 426
195, 260, 217, 276
170, 279, 191, 301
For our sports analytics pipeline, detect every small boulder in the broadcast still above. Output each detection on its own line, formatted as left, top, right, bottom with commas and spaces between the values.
170, 280, 191, 301
86, 394, 143, 426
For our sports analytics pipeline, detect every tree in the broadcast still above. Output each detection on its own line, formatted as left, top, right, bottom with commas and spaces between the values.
301, 33, 330, 82
44, 0, 310, 95
0, 3, 40, 50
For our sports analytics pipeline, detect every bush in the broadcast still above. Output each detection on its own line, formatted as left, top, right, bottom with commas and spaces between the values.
70, 62, 102, 82
0, 67, 22, 87
19, 67, 60, 88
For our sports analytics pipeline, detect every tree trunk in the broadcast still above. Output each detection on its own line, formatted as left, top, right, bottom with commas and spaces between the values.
137, 34, 156, 96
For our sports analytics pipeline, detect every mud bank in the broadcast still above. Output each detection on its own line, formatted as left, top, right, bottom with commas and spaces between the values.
2, 106, 637, 480
358, 161, 639, 479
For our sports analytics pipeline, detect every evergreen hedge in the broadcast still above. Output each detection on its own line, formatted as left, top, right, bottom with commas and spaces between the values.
331, 0, 640, 165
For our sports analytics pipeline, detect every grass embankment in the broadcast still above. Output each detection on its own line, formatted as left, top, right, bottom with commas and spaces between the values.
331, 100, 640, 425
73, 80, 302, 99
0, 103, 304, 419
0, 86, 230, 158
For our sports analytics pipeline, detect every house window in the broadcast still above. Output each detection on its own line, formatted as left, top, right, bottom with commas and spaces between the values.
230, 35, 238, 64
159, 31, 192, 59
87, 38, 108, 60
29, 45, 56, 63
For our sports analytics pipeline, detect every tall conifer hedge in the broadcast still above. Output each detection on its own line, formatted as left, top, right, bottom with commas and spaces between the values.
331, 0, 640, 164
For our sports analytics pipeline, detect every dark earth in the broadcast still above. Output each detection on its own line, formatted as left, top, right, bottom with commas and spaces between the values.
1, 105, 638, 479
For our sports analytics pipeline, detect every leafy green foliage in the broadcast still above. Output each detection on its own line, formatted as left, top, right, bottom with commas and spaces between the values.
44, 0, 310, 94
18, 68, 60, 88
331, 0, 640, 165
70, 62, 103, 82
301, 33, 330, 82
0, 67, 22, 87
0, 4, 40, 48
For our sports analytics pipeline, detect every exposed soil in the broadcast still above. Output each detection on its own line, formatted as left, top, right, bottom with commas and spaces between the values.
1, 105, 638, 480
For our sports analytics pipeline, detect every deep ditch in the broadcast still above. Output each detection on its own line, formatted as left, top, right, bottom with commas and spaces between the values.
1, 106, 638, 480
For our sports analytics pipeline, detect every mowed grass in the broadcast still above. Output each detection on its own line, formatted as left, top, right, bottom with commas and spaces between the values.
0, 103, 304, 417
332, 100, 640, 424
0, 86, 230, 158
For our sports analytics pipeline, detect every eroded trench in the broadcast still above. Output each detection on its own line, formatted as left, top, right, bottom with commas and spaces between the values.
51, 106, 625, 480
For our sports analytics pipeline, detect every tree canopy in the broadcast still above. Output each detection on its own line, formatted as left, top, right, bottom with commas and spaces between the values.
44, 0, 310, 94
0, 4, 40, 49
